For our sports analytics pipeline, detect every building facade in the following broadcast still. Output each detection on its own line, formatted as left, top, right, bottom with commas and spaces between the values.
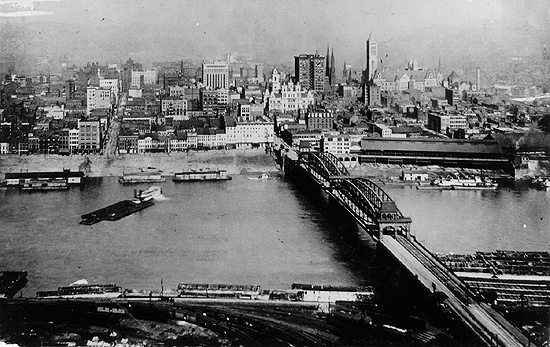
202, 62, 229, 90
427, 114, 468, 133
294, 54, 325, 92
86, 86, 111, 115
78, 119, 102, 152
322, 134, 351, 154
266, 81, 315, 113
99, 78, 119, 103
306, 112, 335, 130
162, 97, 187, 117
131, 68, 158, 88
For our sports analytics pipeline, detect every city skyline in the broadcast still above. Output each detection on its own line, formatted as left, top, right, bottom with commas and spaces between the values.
1, 0, 549, 73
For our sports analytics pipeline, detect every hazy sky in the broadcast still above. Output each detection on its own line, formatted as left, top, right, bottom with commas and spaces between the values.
1, 0, 549, 70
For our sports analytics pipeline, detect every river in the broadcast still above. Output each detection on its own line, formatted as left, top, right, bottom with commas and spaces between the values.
0, 175, 548, 297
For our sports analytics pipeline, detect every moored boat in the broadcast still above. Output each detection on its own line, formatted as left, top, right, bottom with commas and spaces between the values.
434, 175, 497, 190
291, 283, 375, 303
20, 178, 69, 190
173, 169, 231, 182
247, 173, 271, 180
119, 171, 166, 184
416, 181, 452, 190
177, 283, 261, 298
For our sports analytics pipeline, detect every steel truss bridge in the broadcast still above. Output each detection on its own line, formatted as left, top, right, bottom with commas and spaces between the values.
297, 151, 530, 347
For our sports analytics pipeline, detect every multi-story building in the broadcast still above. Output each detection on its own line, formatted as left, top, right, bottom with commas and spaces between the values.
69, 128, 79, 152
0, 142, 8, 154
197, 128, 226, 149
305, 111, 335, 130
162, 97, 187, 117
374, 123, 392, 138
78, 119, 101, 153
131, 68, 158, 88
266, 81, 314, 113
202, 62, 229, 90
365, 39, 378, 82
238, 103, 251, 120
99, 78, 119, 103
321, 134, 351, 154
225, 120, 274, 149
427, 113, 467, 133
169, 86, 186, 97
200, 89, 219, 117
372, 68, 438, 92
294, 54, 325, 91
217, 89, 229, 105
169, 132, 197, 152
86, 86, 111, 115
118, 133, 139, 153
365, 83, 381, 107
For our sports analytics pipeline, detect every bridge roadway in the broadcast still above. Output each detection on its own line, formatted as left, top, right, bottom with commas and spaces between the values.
383, 235, 529, 347
293, 151, 530, 347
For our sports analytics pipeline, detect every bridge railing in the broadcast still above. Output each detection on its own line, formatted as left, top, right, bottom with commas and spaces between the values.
331, 178, 380, 227
300, 152, 349, 179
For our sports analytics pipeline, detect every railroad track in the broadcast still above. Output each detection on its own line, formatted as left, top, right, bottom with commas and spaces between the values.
171, 303, 341, 345
390, 236, 529, 347
396, 235, 472, 303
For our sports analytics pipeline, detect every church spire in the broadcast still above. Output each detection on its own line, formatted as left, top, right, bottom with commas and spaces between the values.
325, 44, 330, 78
330, 48, 335, 86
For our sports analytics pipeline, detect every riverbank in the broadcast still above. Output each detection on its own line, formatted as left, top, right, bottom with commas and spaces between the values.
0, 149, 280, 179
347, 163, 513, 185
0, 151, 526, 182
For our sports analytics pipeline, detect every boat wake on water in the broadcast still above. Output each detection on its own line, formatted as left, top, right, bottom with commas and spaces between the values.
152, 194, 169, 201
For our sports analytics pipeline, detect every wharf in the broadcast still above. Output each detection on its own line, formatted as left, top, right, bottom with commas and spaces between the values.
80, 199, 154, 225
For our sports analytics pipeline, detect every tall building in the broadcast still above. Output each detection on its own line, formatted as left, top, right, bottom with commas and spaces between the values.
365, 37, 378, 82
202, 62, 229, 89
294, 54, 325, 92
131, 68, 158, 88
86, 86, 111, 115
99, 78, 119, 103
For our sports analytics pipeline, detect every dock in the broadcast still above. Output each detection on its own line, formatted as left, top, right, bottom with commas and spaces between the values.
80, 199, 154, 225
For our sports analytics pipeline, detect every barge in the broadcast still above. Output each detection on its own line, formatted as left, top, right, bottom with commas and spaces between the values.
20, 178, 69, 190
80, 199, 154, 225
177, 283, 261, 298
2, 169, 84, 189
173, 169, 231, 182
433, 175, 498, 190
119, 171, 166, 184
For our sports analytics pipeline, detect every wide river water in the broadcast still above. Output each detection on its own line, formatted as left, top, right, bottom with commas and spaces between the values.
1, 175, 549, 296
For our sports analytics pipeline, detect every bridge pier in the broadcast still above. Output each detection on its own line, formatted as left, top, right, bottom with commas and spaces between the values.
287, 151, 531, 347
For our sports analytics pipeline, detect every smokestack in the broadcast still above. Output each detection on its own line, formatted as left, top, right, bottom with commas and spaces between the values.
476, 67, 481, 90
